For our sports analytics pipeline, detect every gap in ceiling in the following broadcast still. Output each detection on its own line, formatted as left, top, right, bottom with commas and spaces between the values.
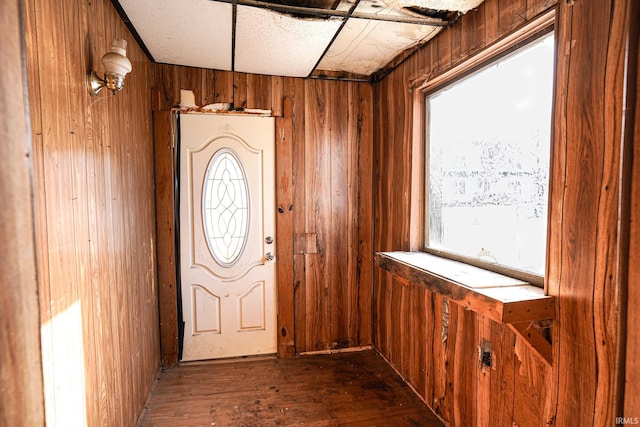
112, 0, 483, 80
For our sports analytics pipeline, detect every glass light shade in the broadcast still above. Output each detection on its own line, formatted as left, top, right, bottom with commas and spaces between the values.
87, 39, 132, 96
101, 39, 132, 77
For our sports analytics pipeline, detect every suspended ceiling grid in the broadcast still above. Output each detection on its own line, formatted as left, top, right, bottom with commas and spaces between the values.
116, 0, 485, 78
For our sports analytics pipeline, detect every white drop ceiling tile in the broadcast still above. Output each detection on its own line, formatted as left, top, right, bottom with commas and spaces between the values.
318, 18, 441, 75
118, 0, 232, 70
235, 6, 343, 77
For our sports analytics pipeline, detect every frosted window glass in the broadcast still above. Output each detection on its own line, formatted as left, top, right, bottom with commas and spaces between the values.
427, 32, 554, 277
202, 149, 250, 266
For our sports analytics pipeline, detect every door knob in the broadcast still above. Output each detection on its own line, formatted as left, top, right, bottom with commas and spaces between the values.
265, 252, 275, 261
265, 236, 273, 244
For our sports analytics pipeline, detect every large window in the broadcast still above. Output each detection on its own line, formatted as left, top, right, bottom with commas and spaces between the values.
426, 32, 554, 280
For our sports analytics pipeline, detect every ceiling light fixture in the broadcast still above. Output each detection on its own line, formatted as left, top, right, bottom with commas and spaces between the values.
87, 39, 132, 96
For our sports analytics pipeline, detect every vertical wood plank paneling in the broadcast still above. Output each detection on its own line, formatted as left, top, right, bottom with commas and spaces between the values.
348, 83, 362, 347
304, 78, 332, 350
285, 77, 308, 354
377, 274, 391, 359
389, 277, 403, 365
484, 0, 501, 45
25, 0, 160, 424
592, 0, 628, 421
392, 70, 411, 251
489, 323, 516, 425
154, 111, 178, 366
372, 79, 386, 258
526, 0, 555, 20
247, 73, 272, 109
32, 1, 83, 423
330, 81, 350, 348
461, 2, 486, 60
409, 62, 427, 253
449, 21, 463, 70
90, 9, 120, 416
420, 291, 435, 406
442, 297, 457, 423
624, 0, 640, 414
429, 294, 446, 419
549, 0, 627, 424
131, 40, 158, 414
451, 309, 477, 426
23, 0, 50, 345
69, 0, 103, 420
86, 11, 117, 419
380, 75, 396, 256
155, 64, 181, 110
373, 62, 408, 371
201, 69, 216, 106
476, 316, 491, 426
355, 82, 374, 346
398, 282, 409, 377
512, 340, 551, 426
104, 7, 128, 418
1, 1, 45, 425
433, 28, 452, 77
271, 76, 284, 116
373, 275, 387, 357
412, 284, 427, 395
498, 0, 527, 34
214, 70, 234, 103
233, 71, 248, 108
106, 55, 127, 425
276, 98, 295, 358
397, 57, 421, 386
134, 49, 159, 409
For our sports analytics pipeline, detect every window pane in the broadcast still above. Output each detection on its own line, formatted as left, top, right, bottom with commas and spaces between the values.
427, 33, 554, 276
202, 149, 250, 266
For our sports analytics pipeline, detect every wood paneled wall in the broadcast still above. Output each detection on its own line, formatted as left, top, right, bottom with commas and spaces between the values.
549, 0, 635, 424
374, 0, 637, 425
1, 1, 45, 425
24, 0, 160, 424
624, 0, 640, 417
152, 67, 374, 364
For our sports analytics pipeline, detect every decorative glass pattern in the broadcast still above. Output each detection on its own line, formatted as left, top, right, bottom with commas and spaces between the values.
202, 148, 250, 266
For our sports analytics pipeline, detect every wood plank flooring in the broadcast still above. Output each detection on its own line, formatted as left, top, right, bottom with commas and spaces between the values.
138, 350, 444, 427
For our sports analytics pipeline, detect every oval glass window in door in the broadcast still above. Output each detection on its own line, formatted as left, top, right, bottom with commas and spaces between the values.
202, 148, 250, 266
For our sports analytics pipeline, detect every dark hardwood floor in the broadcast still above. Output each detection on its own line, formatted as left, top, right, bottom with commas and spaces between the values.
138, 350, 444, 426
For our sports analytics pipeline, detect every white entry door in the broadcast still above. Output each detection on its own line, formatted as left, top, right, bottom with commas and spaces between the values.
179, 113, 276, 361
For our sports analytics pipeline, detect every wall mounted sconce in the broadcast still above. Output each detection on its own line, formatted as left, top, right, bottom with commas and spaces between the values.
87, 39, 132, 96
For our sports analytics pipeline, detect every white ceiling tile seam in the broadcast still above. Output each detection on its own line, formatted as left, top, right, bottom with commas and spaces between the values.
114, 0, 486, 78
305, 0, 362, 79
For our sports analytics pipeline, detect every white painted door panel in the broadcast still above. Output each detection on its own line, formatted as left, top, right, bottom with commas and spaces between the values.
179, 113, 276, 361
